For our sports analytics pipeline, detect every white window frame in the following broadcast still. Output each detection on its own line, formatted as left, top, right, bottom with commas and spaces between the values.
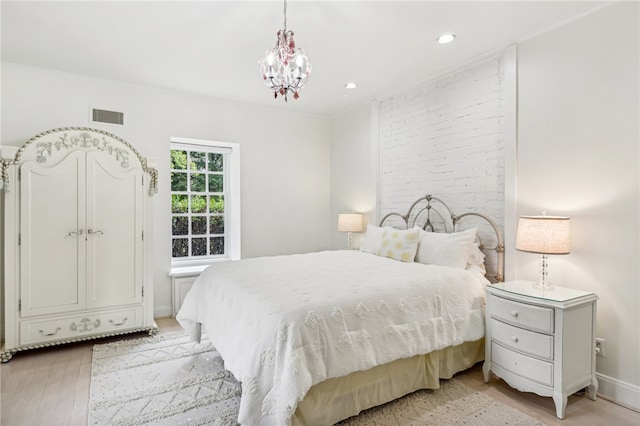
170, 137, 241, 268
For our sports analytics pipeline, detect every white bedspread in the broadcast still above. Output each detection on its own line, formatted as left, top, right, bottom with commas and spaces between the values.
177, 250, 487, 425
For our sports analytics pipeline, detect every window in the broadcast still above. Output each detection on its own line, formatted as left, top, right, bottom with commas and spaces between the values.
170, 138, 240, 266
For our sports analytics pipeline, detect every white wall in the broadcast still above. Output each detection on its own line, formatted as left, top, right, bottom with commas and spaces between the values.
329, 104, 375, 250
1, 64, 332, 317
516, 1, 639, 407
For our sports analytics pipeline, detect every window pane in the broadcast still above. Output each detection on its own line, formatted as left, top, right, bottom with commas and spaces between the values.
171, 172, 187, 191
191, 173, 206, 192
192, 238, 207, 256
171, 150, 187, 170
191, 152, 206, 171
209, 195, 224, 213
208, 153, 223, 172
172, 238, 188, 257
191, 216, 207, 235
171, 142, 235, 262
191, 195, 206, 213
172, 194, 188, 213
210, 216, 224, 234
172, 217, 188, 236
208, 174, 223, 192
210, 237, 224, 255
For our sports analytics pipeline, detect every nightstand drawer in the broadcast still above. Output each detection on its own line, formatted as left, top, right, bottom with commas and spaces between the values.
492, 342, 553, 387
491, 296, 554, 333
491, 318, 554, 360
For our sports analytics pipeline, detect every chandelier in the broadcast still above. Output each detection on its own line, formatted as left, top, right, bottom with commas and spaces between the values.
259, 0, 311, 101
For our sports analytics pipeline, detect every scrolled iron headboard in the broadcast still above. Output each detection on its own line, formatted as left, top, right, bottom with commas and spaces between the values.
379, 194, 504, 283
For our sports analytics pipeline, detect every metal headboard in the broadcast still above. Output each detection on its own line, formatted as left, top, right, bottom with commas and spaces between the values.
379, 194, 504, 283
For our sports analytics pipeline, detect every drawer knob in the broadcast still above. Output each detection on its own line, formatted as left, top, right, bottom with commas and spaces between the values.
511, 336, 519, 343
510, 310, 519, 318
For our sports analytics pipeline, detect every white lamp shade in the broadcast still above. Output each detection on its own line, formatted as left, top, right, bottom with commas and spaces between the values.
337, 213, 364, 233
516, 215, 570, 254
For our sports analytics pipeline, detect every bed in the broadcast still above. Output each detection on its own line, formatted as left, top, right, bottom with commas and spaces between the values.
177, 195, 505, 425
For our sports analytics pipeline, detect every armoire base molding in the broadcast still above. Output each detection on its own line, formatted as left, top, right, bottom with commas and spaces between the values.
1, 323, 158, 362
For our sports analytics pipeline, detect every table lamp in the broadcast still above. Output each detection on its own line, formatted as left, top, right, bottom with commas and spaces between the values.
338, 212, 364, 250
515, 213, 570, 290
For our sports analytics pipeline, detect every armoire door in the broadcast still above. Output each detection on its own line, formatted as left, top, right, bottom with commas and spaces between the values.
20, 151, 87, 317
85, 151, 144, 308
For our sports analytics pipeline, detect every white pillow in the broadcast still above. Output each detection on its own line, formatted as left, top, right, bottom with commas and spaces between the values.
415, 227, 477, 269
360, 224, 385, 254
377, 227, 420, 263
466, 242, 487, 275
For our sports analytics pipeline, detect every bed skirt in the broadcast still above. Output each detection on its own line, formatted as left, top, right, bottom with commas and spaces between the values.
292, 339, 484, 426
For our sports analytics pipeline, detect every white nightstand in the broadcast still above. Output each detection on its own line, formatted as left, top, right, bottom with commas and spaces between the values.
482, 280, 598, 419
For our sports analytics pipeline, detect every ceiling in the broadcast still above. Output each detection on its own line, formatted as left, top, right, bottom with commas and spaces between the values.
2, 1, 608, 117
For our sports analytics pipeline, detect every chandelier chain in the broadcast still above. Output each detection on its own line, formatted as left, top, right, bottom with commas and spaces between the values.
283, 0, 287, 31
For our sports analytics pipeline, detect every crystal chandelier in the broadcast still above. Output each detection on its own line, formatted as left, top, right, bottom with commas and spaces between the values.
259, 0, 311, 101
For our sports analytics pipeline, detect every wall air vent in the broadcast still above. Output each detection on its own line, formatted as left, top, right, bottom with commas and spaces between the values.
91, 108, 124, 126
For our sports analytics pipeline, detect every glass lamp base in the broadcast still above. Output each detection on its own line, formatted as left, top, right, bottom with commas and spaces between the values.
532, 281, 554, 291
532, 254, 553, 291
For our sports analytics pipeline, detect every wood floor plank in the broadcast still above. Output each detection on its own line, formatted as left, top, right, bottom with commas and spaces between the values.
69, 360, 91, 426
455, 365, 640, 426
0, 362, 27, 424
33, 349, 71, 426
1, 319, 637, 426
50, 357, 83, 425
7, 354, 51, 425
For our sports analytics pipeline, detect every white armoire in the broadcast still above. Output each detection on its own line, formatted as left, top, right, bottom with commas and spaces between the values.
1, 128, 158, 361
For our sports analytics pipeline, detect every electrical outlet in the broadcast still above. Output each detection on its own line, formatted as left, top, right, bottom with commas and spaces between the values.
596, 338, 605, 357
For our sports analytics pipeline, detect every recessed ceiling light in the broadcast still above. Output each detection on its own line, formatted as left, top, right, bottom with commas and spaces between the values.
437, 33, 456, 44
344, 82, 358, 89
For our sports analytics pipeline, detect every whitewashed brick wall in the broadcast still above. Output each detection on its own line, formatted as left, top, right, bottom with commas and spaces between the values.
378, 56, 505, 229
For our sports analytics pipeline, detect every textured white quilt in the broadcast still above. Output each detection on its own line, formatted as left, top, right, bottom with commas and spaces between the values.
177, 250, 488, 425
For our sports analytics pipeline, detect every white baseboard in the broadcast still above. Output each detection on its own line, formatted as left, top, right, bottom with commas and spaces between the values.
596, 372, 640, 412
154, 305, 173, 319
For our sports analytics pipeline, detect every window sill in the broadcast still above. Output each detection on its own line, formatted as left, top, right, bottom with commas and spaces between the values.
169, 258, 231, 278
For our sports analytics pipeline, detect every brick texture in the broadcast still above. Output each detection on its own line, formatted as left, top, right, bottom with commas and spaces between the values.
378, 56, 505, 227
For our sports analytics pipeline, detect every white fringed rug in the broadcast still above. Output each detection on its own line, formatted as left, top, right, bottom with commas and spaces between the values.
89, 332, 545, 426
89, 332, 240, 426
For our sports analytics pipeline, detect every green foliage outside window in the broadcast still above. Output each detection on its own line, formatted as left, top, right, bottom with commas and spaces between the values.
171, 150, 188, 170
172, 194, 188, 213
210, 196, 224, 213
171, 147, 226, 259
191, 195, 207, 213
209, 153, 223, 171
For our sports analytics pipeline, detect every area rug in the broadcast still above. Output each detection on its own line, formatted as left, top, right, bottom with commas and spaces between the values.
89, 331, 545, 426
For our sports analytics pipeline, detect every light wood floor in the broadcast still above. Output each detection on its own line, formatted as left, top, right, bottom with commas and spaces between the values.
1, 318, 638, 425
